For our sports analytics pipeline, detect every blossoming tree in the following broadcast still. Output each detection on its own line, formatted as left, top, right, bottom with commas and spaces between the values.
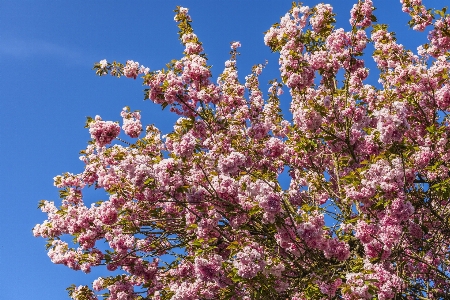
34, 1, 450, 299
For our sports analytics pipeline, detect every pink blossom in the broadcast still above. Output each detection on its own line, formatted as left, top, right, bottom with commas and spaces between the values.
89, 116, 120, 147
123, 60, 140, 79
194, 254, 222, 281
35, 3, 450, 299
121, 108, 142, 138
231, 41, 241, 50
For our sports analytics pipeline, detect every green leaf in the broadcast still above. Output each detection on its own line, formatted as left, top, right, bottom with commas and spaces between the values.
435, 9, 444, 17
45, 238, 55, 250
227, 241, 240, 250
84, 116, 94, 128
192, 238, 204, 247
37, 200, 46, 209
114, 152, 125, 160
59, 188, 69, 199
426, 125, 435, 133
187, 223, 198, 230
249, 206, 261, 216
144, 177, 155, 187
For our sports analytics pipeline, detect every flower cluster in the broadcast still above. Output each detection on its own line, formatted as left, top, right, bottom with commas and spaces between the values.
350, 0, 374, 28
123, 60, 149, 79
120, 107, 142, 138
88, 115, 120, 147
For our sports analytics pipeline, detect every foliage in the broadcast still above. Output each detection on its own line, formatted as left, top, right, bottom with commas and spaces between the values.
35, 1, 450, 299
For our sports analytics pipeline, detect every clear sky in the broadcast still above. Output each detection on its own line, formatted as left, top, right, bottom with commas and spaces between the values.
0, 1, 443, 299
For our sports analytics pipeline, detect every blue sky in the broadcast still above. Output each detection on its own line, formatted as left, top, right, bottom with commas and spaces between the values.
0, 1, 443, 299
